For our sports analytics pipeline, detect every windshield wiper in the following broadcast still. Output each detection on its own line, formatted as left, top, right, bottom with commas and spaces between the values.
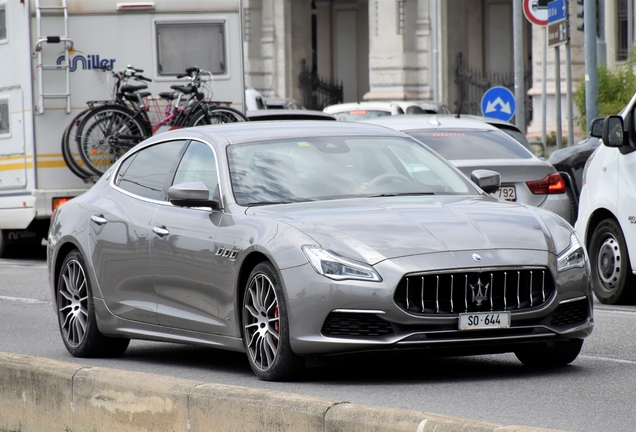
369, 192, 435, 197
245, 200, 294, 206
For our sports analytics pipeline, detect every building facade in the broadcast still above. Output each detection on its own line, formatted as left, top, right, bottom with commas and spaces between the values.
243, 0, 633, 138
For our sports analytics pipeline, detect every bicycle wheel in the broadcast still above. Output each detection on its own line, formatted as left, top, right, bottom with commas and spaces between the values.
187, 106, 248, 127
76, 105, 149, 176
62, 109, 95, 179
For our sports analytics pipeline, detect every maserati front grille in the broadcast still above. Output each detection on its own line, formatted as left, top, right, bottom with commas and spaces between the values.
394, 268, 555, 315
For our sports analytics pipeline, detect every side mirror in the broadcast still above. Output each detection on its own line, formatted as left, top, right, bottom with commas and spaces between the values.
168, 182, 221, 209
602, 115, 625, 148
471, 169, 501, 194
589, 117, 604, 138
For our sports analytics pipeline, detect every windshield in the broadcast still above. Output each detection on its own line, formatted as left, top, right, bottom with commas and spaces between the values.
406, 129, 533, 160
228, 136, 476, 205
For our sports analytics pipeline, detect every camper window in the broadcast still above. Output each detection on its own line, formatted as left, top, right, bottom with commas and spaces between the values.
0, 3, 7, 42
156, 22, 226, 76
0, 99, 9, 137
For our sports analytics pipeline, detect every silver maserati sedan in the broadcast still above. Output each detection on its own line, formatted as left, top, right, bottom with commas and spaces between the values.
48, 121, 593, 381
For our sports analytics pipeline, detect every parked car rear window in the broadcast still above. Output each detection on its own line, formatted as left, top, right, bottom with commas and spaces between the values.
405, 129, 533, 160
333, 110, 392, 121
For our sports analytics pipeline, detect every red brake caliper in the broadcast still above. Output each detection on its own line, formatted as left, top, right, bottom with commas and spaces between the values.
274, 305, 280, 333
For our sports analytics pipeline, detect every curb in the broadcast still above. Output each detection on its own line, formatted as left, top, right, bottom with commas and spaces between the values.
0, 352, 569, 432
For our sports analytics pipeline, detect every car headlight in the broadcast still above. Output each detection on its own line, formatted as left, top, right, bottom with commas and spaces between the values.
301, 245, 382, 282
557, 233, 586, 272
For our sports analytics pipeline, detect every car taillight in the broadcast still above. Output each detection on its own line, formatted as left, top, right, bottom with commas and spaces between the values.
526, 173, 566, 195
52, 197, 72, 215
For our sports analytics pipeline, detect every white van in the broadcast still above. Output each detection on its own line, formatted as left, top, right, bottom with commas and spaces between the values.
0, 0, 245, 257
575, 106, 636, 304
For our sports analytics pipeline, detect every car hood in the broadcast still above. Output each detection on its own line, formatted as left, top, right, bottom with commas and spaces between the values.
246, 196, 569, 265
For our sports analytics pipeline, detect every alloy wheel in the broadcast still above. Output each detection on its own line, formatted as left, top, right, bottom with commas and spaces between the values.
58, 259, 89, 347
243, 273, 280, 371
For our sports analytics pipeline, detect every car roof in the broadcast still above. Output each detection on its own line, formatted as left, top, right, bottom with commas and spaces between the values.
246, 109, 336, 121
361, 114, 501, 131
145, 120, 407, 147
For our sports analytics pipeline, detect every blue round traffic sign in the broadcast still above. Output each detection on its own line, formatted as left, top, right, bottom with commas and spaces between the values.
480, 86, 516, 122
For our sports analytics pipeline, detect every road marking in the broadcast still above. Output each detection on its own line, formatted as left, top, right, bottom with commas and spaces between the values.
0, 295, 50, 305
581, 355, 636, 365
0, 261, 47, 269
594, 307, 636, 316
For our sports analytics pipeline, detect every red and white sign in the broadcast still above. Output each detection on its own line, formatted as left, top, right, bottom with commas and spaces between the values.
523, 0, 549, 27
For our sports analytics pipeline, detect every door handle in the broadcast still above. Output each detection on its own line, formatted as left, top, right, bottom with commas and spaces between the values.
152, 226, 170, 237
90, 215, 107, 226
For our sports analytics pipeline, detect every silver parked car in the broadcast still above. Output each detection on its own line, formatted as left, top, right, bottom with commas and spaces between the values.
48, 121, 593, 381
363, 115, 573, 223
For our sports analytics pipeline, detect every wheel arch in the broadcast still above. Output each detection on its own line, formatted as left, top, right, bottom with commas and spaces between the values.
584, 208, 618, 248
236, 251, 270, 336
53, 241, 83, 298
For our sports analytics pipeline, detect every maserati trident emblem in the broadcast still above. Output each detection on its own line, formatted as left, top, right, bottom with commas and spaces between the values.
472, 253, 482, 262
469, 276, 490, 306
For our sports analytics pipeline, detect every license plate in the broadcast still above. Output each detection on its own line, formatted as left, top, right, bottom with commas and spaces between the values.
458, 312, 511, 330
490, 186, 516, 201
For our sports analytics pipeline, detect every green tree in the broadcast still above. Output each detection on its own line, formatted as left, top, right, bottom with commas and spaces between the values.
575, 57, 636, 137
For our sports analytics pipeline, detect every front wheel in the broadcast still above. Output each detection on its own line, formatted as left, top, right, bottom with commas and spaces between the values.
187, 106, 248, 127
514, 339, 583, 367
57, 250, 130, 357
242, 261, 304, 381
589, 218, 636, 304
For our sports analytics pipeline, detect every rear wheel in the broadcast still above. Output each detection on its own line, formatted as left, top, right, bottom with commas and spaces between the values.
242, 261, 304, 381
57, 250, 130, 357
62, 109, 94, 179
514, 339, 583, 367
187, 106, 248, 127
589, 218, 636, 304
76, 105, 149, 176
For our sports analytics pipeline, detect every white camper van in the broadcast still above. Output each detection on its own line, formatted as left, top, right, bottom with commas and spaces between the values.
0, 0, 245, 256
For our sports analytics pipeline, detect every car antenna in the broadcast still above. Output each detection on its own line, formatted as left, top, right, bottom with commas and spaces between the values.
456, 94, 464, 119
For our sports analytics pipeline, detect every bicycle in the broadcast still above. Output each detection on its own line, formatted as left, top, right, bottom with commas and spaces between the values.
72, 66, 247, 176
62, 65, 154, 178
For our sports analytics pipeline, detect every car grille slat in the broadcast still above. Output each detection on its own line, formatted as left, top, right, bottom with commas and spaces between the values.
395, 268, 555, 315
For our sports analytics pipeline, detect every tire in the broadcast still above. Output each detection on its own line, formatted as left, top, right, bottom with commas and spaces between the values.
56, 250, 130, 357
515, 339, 583, 367
242, 261, 304, 381
589, 218, 636, 304
76, 105, 149, 176
566, 185, 579, 225
187, 106, 248, 127
0, 229, 6, 258
62, 110, 94, 179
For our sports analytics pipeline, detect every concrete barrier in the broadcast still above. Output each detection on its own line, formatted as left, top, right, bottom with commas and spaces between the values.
0, 352, 568, 432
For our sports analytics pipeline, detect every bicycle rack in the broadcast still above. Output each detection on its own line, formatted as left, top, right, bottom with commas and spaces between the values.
33, 0, 74, 115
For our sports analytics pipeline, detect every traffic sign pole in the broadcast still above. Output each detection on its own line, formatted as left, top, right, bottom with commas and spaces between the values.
565, 0, 574, 147
514, 0, 525, 132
